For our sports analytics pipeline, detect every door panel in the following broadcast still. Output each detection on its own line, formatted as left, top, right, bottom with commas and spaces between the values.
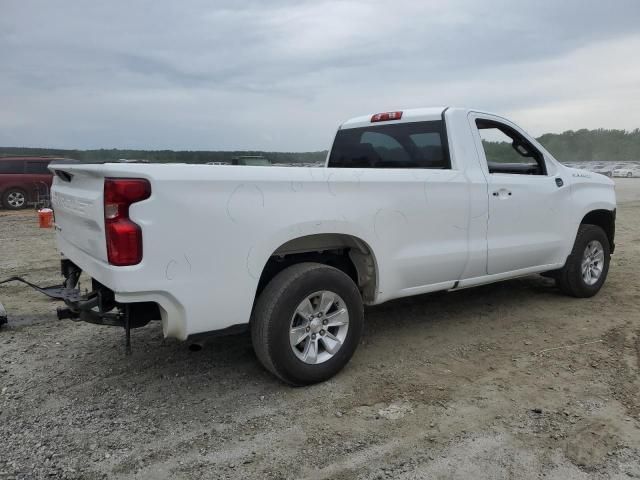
486, 174, 569, 274
469, 113, 571, 274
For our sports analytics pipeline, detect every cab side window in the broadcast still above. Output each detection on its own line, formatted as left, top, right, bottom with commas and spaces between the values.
476, 120, 546, 175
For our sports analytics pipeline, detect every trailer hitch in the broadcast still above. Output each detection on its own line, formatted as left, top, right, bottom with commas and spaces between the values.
0, 274, 133, 353
0, 275, 82, 330
0, 261, 158, 354
0, 276, 83, 302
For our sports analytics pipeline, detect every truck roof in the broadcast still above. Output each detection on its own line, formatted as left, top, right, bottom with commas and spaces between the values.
340, 107, 448, 130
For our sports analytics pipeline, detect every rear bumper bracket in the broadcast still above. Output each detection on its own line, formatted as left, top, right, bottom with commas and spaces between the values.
0, 261, 159, 353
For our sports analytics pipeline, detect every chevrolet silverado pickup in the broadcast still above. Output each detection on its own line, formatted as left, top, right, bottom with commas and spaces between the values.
45, 107, 616, 385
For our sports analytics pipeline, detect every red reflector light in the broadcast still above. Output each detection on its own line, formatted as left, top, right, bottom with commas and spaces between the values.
104, 178, 151, 266
371, 111, 403, 122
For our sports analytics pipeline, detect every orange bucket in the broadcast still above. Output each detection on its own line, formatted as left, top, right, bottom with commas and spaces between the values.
38, 208, 54, 228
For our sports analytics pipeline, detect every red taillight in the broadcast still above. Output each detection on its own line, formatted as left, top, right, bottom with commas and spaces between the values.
371, 111, 403, 122
104, 178, 151, 266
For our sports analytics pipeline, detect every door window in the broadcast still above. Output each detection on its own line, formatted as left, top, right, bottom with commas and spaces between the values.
476, 120, 546, 175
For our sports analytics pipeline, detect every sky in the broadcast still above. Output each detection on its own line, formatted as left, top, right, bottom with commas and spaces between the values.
2, 0, 640, 151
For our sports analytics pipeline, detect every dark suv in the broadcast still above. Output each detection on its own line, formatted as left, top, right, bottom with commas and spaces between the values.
0, 157, 66, 209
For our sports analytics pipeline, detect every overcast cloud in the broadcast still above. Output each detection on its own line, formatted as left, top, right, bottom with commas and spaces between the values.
1, 0, 640, 151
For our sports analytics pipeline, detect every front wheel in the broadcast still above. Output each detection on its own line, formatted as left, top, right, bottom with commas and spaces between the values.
251, 262, 364, 386
556, 224, 610, 297
627, 172, 633, 178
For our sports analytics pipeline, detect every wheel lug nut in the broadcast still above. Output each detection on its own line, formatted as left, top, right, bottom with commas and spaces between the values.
322, 319, 327, 325
320, 330, 325, 335
306, 326, 310, 332
311, 334, 316, 339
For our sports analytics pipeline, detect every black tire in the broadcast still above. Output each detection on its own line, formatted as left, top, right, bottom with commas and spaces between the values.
251, 262, 364, 386
556, 224, 610, 298
2, 188, 28, 210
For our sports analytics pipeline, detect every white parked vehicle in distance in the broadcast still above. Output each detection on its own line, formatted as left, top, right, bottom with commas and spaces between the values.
45, 107, 616, 385
612, 167, 636, 178
591, 165, 614, 177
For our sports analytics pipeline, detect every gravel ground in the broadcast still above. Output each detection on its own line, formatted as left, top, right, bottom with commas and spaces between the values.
1, 179, 639, 479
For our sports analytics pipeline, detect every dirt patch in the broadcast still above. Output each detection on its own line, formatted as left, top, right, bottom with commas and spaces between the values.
1, 189, 640, 479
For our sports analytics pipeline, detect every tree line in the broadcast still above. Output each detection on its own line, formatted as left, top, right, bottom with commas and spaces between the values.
482, 128, 640, 164
2, 128, 640, 164
0, 147, 327, 165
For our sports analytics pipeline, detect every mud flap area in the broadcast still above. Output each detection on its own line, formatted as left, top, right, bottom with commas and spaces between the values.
0, 260, 160, 353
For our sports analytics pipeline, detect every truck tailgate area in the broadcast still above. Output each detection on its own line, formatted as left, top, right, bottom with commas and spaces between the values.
50, 166, 108, 263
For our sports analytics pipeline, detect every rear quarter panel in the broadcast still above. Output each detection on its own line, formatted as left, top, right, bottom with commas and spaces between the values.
51, 162, 476, 339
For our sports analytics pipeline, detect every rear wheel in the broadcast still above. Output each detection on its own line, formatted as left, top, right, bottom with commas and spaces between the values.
556, 224, 610, 297
627, 172, 633, 178
2, 188, 27, 210
251, 262, 364, 386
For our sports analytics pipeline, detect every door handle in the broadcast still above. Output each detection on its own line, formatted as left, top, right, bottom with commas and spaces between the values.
492, 190, 512, 197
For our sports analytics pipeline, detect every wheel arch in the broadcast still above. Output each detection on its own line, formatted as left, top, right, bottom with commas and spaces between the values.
255, 233, 379, 305
580, 209, 616, 253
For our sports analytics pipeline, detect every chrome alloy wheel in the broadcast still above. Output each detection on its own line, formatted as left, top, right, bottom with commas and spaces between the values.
6, 191, 26, 208
289, 291, 349, 365
582, 240, 604, 286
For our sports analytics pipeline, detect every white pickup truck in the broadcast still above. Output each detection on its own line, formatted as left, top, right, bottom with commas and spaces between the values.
47, 107, 616, 385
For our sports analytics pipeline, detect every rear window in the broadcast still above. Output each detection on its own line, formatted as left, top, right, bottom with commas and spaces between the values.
328, 121, 449, 169
25, 161, 51, 174
0, 161, 24, 174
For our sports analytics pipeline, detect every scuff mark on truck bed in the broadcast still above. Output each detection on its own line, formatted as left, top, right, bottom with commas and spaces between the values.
290, 180, 303, 192
165, 259, 178, 280
165, 256, 192, 280
326, 170, 364, 197
246, 246, 257, 279
226, 184, 265, 223
374, 209, 408, 240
